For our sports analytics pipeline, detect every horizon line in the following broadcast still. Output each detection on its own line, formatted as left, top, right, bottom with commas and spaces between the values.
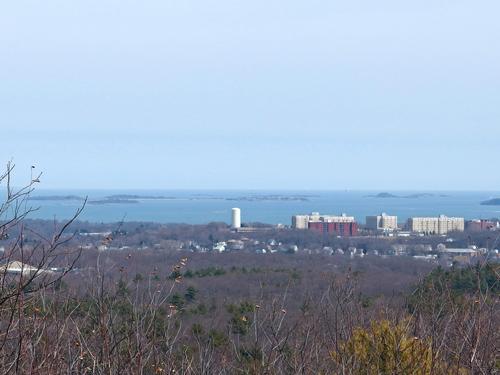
28, 187, 500, 193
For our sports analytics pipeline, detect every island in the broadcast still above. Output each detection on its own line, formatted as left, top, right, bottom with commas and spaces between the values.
28, 195, 85, 201
481, 198, 500, 206
403, 193, 436, 199
367, 192, 399, 198
366, 192, 449, 199
88, 199, 139, 205
225, 195, 312, 202
105, 194, 176, 200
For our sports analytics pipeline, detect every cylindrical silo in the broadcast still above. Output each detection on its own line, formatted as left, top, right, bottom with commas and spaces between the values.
231, 208, 241, 229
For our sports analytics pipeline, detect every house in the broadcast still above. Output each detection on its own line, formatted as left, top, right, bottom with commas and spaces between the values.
0, 261, 53, 277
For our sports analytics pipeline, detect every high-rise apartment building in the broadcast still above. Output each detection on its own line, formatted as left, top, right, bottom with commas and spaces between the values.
408, 215, 464, 235
292, 215, 310, 229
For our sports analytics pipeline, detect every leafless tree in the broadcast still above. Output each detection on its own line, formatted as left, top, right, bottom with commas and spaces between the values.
0, 161, 85, 373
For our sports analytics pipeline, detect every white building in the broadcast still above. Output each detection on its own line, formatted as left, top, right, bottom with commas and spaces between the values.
212, 242, 227, 252
0, 261, 53, 276
366, 213, 398, 231
323, 214, 355, 223
292, 215, 309, 229
231, 208, 241, 229
408, 215, 464, 235
292, 213, 355, 229
227, 239, 244, 250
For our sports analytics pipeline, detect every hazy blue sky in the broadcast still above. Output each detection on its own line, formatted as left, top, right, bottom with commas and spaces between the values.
1, 1, 499, 190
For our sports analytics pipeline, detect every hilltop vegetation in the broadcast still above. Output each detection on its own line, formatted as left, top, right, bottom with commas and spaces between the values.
419, 263, 499, 295
2, 249, 497, 374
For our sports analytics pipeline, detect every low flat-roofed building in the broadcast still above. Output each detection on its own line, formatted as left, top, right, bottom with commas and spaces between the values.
439, 248, 478, 254
0, 261, 53, 277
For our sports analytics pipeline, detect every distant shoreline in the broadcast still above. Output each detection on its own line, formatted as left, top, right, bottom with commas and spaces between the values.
28, 194, 317, 203
28, 195, 85, 201
365, 192, 450, 199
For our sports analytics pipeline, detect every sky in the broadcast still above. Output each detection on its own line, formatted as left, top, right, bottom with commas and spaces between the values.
1, 0, 499, 190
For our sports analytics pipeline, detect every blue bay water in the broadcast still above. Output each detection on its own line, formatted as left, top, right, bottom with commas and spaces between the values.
20, 190, 500, 225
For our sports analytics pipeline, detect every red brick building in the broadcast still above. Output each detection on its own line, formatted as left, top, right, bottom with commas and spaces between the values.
466, 220, 497, 232
308, 221, 358, 236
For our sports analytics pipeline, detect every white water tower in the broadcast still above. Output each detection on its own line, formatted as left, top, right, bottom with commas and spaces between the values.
231, 208, 241, 229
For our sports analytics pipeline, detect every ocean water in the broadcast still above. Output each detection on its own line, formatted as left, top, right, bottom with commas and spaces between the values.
18, 190, 500, 225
